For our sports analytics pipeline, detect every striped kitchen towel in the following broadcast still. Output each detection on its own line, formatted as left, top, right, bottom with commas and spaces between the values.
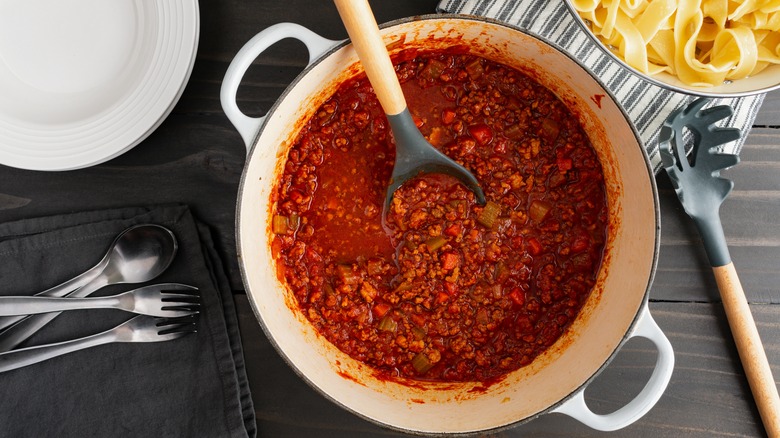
436, 0, 766, 172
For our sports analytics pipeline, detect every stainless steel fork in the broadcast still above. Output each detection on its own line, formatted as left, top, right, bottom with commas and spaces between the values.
0, 315, 197, 373
0, 283, 199, 318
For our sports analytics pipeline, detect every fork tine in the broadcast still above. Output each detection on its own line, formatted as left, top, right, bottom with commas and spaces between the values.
161, 304, 200, 312
159, 323, 197, 336
161, 301, 201, 308
155, 316, 197, 335
160, 294, 201, 303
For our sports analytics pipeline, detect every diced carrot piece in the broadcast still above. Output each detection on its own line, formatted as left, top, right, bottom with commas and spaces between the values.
527, 238, 543, 256
557, 156, 573, 171
443, 223, 461, 237
359, 281, 378, 303
571, 235, 589, 253
411, 313, 426, 327
444, 282, 458, 295
509, 288, 525, 306
372, 303, 391, 318
441, 252, 459, 270
288, 190, 305, 203
435, 292, 450, 305
441, 108, 456, 124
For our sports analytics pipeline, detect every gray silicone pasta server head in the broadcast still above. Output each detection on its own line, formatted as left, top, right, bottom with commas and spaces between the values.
657, 97, 741, 267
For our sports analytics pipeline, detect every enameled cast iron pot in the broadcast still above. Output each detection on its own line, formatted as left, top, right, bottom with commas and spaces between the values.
221, 16, 674, 435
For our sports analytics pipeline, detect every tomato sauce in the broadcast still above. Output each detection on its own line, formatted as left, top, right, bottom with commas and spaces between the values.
271, 50, 608, 382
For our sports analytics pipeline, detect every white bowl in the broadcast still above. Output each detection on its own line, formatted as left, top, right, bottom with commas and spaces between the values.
562, 0, 780, 97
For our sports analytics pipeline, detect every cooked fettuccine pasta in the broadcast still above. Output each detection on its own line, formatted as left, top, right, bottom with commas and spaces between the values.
572, 0, 780, 86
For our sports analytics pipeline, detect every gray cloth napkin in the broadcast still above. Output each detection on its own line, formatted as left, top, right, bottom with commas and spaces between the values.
0, 205, 255, 438
437, 0, 765, 172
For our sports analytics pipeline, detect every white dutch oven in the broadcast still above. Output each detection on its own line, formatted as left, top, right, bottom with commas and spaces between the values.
221, 16, 674, 435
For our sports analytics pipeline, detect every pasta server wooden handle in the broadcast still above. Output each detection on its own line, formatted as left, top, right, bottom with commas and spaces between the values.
714, 262, 780, 436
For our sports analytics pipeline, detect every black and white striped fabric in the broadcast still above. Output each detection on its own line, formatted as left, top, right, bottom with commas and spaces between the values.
436, 0, 765, 172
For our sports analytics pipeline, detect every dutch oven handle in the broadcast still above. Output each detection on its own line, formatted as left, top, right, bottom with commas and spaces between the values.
220, 24, 340, 153
551, 304, 674, 431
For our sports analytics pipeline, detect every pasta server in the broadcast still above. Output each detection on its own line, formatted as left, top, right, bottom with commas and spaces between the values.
333, 0, 486, 212
658, 98, 780, 435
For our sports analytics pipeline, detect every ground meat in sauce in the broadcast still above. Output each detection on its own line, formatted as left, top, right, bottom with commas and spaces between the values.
271, 49, 608, 382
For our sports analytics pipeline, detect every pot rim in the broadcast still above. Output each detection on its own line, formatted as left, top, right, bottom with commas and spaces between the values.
235, 14, 662, 435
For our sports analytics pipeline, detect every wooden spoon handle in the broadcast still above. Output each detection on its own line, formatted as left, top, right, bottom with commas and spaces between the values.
334, 0, 407, 115
714, 262, 780, 436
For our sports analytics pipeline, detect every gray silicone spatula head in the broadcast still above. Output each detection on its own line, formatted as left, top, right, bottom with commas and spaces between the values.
658, 98, 742, 266
385, 110, 486, 210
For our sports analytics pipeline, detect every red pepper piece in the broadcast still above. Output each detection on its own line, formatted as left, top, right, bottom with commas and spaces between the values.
468, 124, 493, 146
509, 288, 525, 306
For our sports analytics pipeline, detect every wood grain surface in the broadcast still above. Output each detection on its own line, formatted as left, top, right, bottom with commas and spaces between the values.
1, 1, 779, 436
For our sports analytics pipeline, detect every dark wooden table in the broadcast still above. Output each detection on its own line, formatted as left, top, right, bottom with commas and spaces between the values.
2, 1, 779, 436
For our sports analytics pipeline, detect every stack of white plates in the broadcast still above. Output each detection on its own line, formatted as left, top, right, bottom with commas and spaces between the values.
0, 0, 199, 171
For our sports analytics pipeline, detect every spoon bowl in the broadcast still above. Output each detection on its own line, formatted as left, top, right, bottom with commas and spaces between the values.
101, 224, 178, 284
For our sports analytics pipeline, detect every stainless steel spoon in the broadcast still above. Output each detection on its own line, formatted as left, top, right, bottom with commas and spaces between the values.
0, 224, 178, 351
333, 0, 486, 212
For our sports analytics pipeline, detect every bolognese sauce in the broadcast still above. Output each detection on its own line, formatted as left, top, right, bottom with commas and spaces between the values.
271, 50, 608, 382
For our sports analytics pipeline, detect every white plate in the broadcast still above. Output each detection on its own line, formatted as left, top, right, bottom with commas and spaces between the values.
0, 0, 199, 171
